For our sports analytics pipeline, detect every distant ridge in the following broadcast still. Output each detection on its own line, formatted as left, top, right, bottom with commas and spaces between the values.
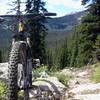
46, 10, 86, 47
0, 10, 86, 48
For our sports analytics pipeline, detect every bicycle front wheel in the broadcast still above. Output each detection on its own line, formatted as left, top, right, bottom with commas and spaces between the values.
7, 41, 29, 100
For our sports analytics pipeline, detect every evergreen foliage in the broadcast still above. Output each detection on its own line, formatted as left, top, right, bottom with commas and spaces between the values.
46, 49, 53, 70
70, 0, 100, 67
70, 30, 80, 67
26, 0, 47, 64
80, 0, 100, 64
57, 0, 100, 68
59, 39, 69, 69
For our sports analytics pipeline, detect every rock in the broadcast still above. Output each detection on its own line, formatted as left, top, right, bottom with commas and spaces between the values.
33, 59, 40, 67
0, 62, 8, 80
33, 77, 66, 92
76, 70, 88, 78
67, 66, 100, 100
40, 71, 49, 78
29, 87, 42, 98
73, 94, 100, 100
63, 91, 69, 99
31, 77, 67, 99
69, 83, 100, 95
61, 68, 74, 77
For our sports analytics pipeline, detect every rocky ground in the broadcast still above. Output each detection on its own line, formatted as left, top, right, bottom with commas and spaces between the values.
0, 62, 67, 99
0, 63, 100, 100
66, 66, 100, 100
0, 62, 8, 80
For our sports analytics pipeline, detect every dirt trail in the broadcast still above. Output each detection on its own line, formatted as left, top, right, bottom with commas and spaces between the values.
67, 66, 100, 100
29, 66, 100, 100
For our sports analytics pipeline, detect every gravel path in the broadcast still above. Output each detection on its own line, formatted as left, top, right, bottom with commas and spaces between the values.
67, 67, 100, 100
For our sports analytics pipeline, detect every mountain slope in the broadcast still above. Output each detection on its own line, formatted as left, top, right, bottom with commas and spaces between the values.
46, 11, 86, 47
0, 11, 86, 48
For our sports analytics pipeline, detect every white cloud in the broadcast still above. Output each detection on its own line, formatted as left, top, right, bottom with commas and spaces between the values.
0, 0, 25, 15
44, 0, 85, 17
0, 1, 9, 15
45, 0, 84, 9
0, 0, 85, 17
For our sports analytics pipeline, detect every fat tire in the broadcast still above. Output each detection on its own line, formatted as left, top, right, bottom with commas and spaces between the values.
7, 42, 28, 100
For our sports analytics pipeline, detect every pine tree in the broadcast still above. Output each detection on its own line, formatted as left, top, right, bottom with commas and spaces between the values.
46, 49, 53, 70
59, 39, 69, 69
26, 0, 47, 64
53, 40, 60, 67
76, 0, 100, 65
76, 23, 94, 65
70, 29, 80, 67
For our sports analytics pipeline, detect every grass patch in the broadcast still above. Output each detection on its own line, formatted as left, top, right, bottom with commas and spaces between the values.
90, 63, 100, 83
32, 65, 48, 79
32, 65, 71, 86
0, 80, 7, 99
55, 73, 71, 86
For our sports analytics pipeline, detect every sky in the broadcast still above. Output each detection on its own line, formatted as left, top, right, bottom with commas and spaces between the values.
0, 0, 86, 17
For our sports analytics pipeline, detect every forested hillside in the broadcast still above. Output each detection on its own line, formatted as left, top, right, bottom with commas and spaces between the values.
0, 11, 85, 48
47, 0, 100, 69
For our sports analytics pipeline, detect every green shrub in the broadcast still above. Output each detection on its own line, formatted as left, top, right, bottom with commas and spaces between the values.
32, 65, 48, 79
55, 73, 70, 86
90, 64, 100, 83
0, 80, 7, 99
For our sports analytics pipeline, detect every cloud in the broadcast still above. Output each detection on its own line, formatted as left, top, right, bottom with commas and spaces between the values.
44, 0, 85, 16
0, 0, 85, 17
0, 0, 25, 15
46, 0, 84, 9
